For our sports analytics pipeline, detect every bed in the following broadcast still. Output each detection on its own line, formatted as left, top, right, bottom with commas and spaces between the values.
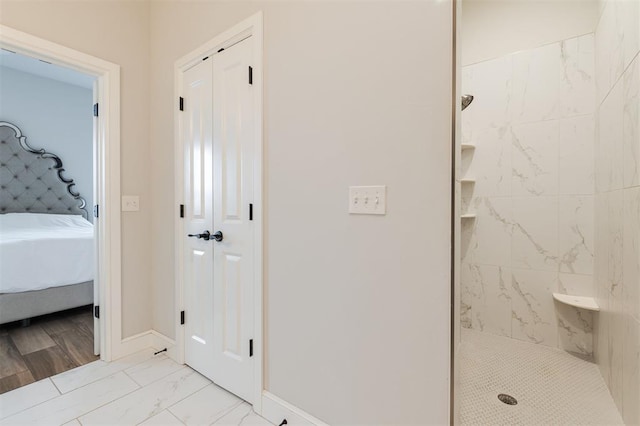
0, 121, 94, 324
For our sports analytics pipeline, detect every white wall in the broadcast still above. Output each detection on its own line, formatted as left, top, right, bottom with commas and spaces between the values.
0, 2, 455, 422
460, 33, 596, 356
461, 0, 598, 66
0, 66, 94, 217
149, 2, 453, 424
0, 0, 152, 338
593, 0, 640, 423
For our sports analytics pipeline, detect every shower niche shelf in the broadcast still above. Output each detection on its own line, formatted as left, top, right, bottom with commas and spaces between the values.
552, 293, 599, 312
461, 143, 476, 151
461, 213, 476, 219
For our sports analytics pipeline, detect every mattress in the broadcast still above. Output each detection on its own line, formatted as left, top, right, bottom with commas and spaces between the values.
0, 213, 94, 293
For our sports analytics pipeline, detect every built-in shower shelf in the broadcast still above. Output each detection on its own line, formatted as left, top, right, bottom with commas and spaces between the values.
461, 213, 476, 219
552, 293, 600, 312
460, 178, 476, 184
461, 143, 476, 151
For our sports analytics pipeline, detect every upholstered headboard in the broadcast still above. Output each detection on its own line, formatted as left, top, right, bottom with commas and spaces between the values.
0, 122, 88, 218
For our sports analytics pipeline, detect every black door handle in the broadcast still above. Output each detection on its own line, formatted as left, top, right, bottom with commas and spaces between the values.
188, 230, 211, 240
211, 231, 223, 242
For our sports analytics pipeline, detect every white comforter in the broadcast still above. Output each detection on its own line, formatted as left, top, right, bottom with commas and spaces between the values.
0, 213, 94, 293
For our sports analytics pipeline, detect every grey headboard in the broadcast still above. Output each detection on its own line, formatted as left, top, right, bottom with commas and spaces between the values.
0, 122, 88, 218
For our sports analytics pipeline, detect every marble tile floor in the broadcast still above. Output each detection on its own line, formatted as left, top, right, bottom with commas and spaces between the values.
0, 347, 272, 425
459, 328, 624, 425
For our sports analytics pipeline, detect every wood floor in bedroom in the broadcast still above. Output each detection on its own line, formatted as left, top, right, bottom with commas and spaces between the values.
0, 305, 98, 394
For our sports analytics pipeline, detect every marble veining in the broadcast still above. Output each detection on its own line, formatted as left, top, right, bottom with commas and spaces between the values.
0, 355, 273, 426
51, 348, 155, 394
511, 122, 559, 197
559, 34, 596, 118
624, 55, 640, 188
78, 367, 210, 425
594, 1, 640, 420
0, 372, 139, 425
215, 403, 272, 425
557, 303, 594, 358
168, 383, 243, 425
559, 196, 594, 275
511, 270, 555, 345
461, 33, 596, 356
559, 116, 595, 195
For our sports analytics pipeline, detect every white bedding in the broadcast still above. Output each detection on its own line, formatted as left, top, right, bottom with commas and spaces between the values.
0, 213, 94, 293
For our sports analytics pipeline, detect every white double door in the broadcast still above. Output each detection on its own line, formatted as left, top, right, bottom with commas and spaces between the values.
181, 37, 255, 403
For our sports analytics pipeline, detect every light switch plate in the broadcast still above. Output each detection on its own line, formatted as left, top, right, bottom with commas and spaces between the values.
122, 195, 140, 212
349, 186, 386, 215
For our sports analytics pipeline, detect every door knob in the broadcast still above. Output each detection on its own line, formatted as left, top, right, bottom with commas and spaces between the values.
188, 230, 211, 240
211, 231, 223, 242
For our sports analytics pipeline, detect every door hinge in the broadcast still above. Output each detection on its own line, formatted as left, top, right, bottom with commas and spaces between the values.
249, 339, 253, 357
94, 306, 100, 319
180, 311, 185, 325
179, 97, 184, 111
94, 204, 99, 218
93, 103, 99, 117
179, 204, 184, 218
249, 203, 253, 221
248, 66, 253, 85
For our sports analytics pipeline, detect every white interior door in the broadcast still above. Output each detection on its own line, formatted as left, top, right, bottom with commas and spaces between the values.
182, 37, 255, 402
211, 37, 255, 403
183, 57, 216, 380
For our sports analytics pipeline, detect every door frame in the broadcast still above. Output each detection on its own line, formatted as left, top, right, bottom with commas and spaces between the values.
173, 12, 264, 411
0, 25, 122, 361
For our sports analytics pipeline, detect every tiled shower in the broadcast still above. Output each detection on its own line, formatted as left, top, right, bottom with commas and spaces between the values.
461, 33, 597, 356
458, 1, 639, 424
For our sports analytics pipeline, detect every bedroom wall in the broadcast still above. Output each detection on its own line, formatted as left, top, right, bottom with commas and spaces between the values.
0, 0, 152, 338
149, 2, 452, 424
0, 66, 94, 218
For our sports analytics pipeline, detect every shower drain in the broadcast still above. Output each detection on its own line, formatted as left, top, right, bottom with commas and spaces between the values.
498, 394, 518, 405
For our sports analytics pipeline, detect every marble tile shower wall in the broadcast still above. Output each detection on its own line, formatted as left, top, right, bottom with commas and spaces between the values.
460, 34, 597, 357
593, 0, 640, 424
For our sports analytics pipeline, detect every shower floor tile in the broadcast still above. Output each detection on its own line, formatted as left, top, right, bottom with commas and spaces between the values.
459, 329, 624, 425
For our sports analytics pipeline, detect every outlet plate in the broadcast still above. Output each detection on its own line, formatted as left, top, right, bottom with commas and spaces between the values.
122, 195, 140, 212
349, 186, 386, 215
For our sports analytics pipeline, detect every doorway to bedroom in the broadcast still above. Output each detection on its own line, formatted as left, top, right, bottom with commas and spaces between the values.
0, 50, 99, 394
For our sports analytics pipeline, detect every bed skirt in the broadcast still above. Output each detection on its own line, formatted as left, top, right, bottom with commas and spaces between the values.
0, 281, 93, 325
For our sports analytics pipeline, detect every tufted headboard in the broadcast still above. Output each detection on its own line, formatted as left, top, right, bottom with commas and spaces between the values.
0, 122, 88, 218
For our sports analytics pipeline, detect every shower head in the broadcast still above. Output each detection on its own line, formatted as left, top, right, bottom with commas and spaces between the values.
461, 94, 474, 111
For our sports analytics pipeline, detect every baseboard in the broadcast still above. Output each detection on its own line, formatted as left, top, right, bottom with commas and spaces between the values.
112, 330, 177, 361
261, 391, 328, 426
114, 331, 152, 359
150, 330, 177, 360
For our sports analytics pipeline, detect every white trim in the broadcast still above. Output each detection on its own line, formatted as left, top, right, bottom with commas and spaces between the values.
118, 331, 153, 357
151, 330, 178, 360
261, 392, 329, 426
110, 330, 177, 361
174, 11, 264, 412
0, 25, 121, 362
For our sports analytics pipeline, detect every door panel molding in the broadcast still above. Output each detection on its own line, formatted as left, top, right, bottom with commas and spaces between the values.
174, 12, 263, 412
182, 57, 216, 382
